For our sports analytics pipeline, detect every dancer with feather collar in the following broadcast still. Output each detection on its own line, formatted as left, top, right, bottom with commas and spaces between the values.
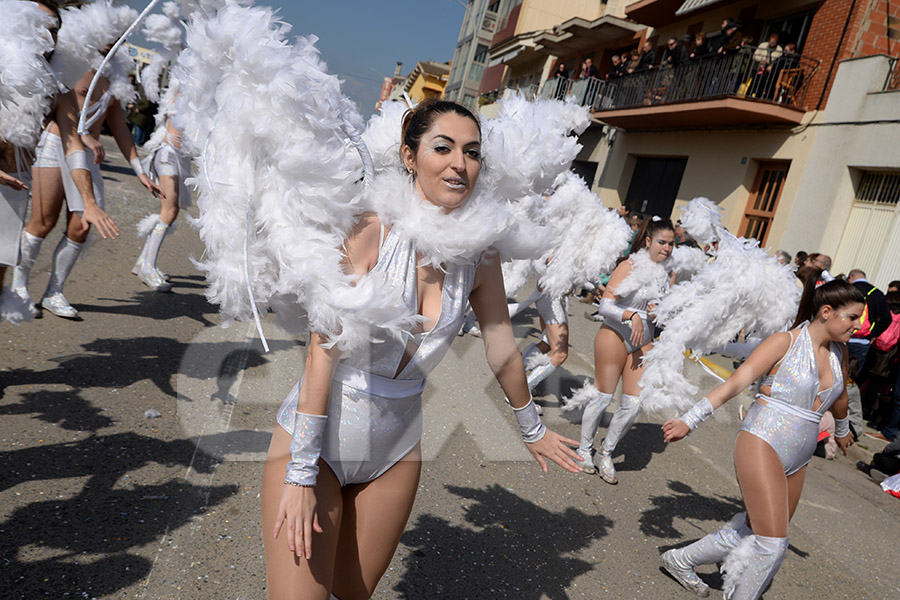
564, 216, 677, 484
167, 3, 594, 596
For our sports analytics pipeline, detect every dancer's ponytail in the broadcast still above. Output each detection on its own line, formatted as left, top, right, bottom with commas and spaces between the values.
792, 277, 865, 328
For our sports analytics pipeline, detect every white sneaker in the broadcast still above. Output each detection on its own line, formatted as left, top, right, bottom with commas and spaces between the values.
41, 292, 78, 319
137, 264, 172, 292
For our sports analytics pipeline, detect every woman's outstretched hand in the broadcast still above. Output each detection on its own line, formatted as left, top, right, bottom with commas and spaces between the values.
526, 429, 582, 473
835, 433, 854, 455
273, 485, 322, 559
662, 418, 690, 443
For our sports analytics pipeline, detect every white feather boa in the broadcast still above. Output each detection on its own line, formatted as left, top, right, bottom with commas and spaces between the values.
668, 244, 709, 282
536, 172, 631, 299
0, 0, 59, 149
679, 196, 724, 246
614, 249, 672, 308
638, 233, 800, 414
50, 1, 139, 106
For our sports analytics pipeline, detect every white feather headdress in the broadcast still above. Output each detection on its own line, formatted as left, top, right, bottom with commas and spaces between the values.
0, 0, 59, 150
50, 1, 139, 106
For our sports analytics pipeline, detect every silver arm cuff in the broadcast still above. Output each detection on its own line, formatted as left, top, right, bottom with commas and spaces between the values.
834, 416, 850, 439
597, 297, 627, 322
680, 397, 714, 431
513, 399, 547, 443
130, 157, 145, 177
65, 150, 89, 172
285, 412, 327, 487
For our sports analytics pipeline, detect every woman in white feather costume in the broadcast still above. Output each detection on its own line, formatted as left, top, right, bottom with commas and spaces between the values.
658, 278, 861, 599
260, 100, 583, 599
565, 217, 677, 484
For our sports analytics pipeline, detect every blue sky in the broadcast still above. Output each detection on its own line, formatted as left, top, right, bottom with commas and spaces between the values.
125, 0, 465, 117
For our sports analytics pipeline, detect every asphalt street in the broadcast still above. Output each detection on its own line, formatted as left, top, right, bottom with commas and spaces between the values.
1, 136, 897, 599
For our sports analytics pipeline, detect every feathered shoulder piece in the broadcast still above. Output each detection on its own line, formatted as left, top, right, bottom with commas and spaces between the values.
50, 1, 139, 106
679, 196, 724, 246
537, 172, 631, 299
638, 231, 800, 415
613, 249, 671, 306
0, 0, 59, 149
361, 100, 408, 175
141, 1, 186, 104
173, 2, 416, 352
481, 93, 590, 202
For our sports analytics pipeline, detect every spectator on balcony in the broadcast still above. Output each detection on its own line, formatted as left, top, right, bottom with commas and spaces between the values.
775, 250, 792, 265
607, 54, 626, 80
753, 32, 784, 67
710, 19, 741, 54
625, 50, 641, 74
690, 32, 712, 60
750, 32, 784, 98
662, 37, 690, 68
554, 63, 570, 100
580, 57, 600, 80
555, 62, 570, 80
719, 23, 744, 55
636, 40, 657, 72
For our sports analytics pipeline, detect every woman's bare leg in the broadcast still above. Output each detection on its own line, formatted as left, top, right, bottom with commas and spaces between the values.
158, 175, 179, 225
332, 445, 422, 600
595, 343, 648, 483
262, 425, 343, 600
594, 326, 627, 394
734, 431, 789, 537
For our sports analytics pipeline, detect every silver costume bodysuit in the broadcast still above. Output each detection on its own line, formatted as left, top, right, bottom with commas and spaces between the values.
276, 226, 476, 486
740, 323, 844, 475
603, 283, 661, 353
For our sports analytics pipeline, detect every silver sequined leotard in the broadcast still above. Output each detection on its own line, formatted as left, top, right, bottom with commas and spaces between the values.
739, 323, 844, 475
603, 280, 665, 353
276, 226, 476, 486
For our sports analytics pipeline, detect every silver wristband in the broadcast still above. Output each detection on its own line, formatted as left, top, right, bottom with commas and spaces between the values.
597, 297, 626, 322
65, 150, 89, 172
680, 397, 714, 431
285, 412, 327, 487
513, 398, 547, 443
834, 416, 850, 439
130, 157, 145, 177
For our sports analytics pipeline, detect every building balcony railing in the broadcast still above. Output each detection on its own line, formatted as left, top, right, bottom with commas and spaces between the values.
595, 47, 820, 112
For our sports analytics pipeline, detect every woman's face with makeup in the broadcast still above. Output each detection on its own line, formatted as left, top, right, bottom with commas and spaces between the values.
402, 112, 482, 212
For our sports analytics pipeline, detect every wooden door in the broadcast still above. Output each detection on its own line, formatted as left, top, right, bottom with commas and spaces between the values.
740, 161, 790, 245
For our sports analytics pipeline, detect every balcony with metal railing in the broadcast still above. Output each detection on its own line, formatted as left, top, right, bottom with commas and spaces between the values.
589, 47, 821, 129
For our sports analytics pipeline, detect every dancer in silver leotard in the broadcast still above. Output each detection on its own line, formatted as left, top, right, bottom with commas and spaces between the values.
276, 226, 475, 485
661, 280, 863, 600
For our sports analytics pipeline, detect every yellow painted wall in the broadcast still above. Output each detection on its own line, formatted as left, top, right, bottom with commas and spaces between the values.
407, 71, 449, 104
516, 0, 606, 34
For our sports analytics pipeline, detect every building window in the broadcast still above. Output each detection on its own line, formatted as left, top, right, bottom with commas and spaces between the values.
468, 62, 485, 83
487, 1, 501, 13
739, 161, 790, 246
462, 94, 477, 110
856, 171, 900, 205
473, 44, 489, 65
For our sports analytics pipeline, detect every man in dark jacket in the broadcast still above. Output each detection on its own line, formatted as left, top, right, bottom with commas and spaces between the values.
636, 40, 657, 72
662, 37, 689, 68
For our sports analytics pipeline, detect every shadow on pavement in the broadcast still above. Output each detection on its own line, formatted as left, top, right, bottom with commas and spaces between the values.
0, 432, 237, 598
640, 480, 744, 539
0, 388, 114, 431
395, 484, 612, 599
75, 288, 218, 326
613, 422, 668, 472
1, 336, 297, 399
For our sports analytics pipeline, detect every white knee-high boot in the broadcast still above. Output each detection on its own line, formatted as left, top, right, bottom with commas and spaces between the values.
595, 393, 641, 484
565, 385, 613, 473
525, 351, 556, 391
135, 218, 172, 292
660, 512, 752, 597
11, 230, 43, 316
41, 235, 82, 318
723, 535, 789, 600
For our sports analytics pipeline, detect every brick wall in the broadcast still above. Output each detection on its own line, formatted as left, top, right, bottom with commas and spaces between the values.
803, 0, 900, 109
